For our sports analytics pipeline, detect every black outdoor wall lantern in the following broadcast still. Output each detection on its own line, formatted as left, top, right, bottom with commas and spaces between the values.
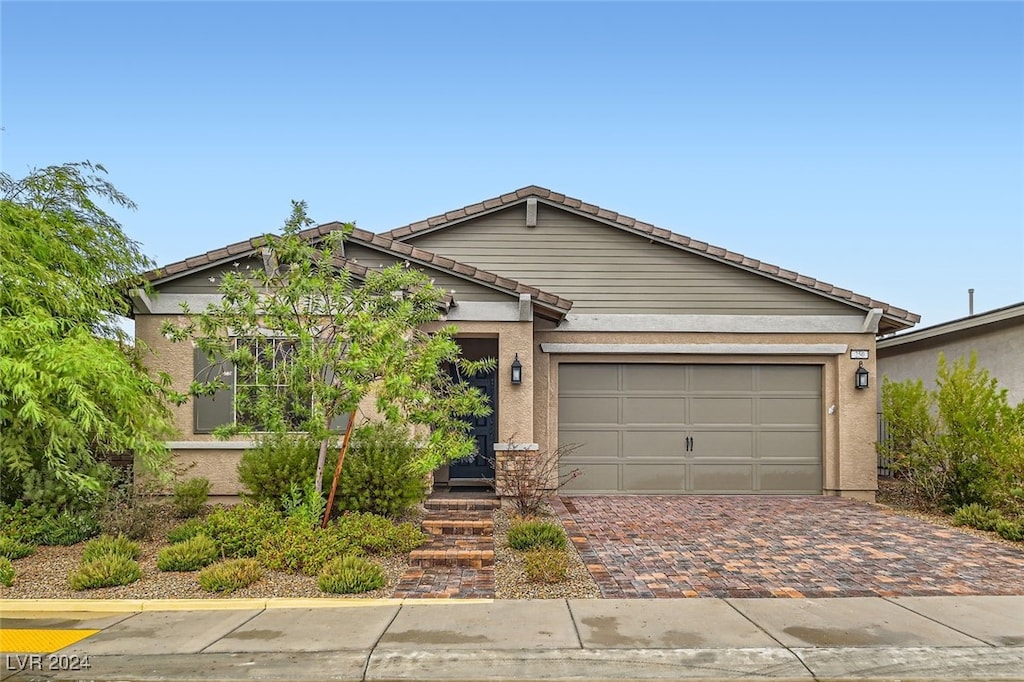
510, 353, 523, 385
855, 361, 869, 390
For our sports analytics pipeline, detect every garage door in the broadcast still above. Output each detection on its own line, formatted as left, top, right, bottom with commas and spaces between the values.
558, 364, 822, 494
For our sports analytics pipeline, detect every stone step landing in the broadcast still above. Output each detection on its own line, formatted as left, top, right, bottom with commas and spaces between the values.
393, 494, 499, 598
424, 497, 501, 512
409, 536, 495, 568
422, 514, 494, 536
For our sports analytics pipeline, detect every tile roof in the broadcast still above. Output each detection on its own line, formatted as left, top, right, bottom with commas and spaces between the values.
383, 185, 921, 328
142, 224, 573, 315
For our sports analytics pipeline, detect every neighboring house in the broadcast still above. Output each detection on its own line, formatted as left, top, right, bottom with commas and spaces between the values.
877, 302, 1024, 406
132, 186, 919, 502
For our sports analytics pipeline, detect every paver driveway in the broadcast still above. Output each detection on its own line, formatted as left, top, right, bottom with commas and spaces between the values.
551, 496, 1024, 598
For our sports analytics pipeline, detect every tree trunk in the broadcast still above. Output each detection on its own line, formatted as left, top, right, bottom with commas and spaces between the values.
314, 434, 330, 494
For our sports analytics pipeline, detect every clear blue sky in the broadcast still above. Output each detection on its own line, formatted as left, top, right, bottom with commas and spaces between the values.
3, 1, 1022, 329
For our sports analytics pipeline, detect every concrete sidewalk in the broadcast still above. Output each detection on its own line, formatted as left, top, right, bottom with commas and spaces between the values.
2, 596, 1023, 681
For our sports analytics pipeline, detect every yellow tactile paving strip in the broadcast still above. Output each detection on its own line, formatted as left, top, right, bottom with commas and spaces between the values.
0, 629, 98, 653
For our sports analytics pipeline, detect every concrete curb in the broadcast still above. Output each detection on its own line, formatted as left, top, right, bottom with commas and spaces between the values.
0, 598, 493, 613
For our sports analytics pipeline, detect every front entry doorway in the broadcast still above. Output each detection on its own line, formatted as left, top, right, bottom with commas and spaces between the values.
447, 338, 497, 484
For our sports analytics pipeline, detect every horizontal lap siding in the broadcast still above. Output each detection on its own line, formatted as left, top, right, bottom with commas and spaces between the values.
407, 205, 855, 316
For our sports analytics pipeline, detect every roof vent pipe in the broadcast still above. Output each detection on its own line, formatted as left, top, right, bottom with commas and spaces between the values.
969, 288, 975, 316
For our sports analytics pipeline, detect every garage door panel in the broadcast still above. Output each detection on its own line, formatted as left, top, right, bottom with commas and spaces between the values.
623, 364, 685, 391
690, 365, 753, 392
623, 464, 685, 492
759, 431, 821, 459
690, 397, 753, 425
690, 464, 754, 492
622, 430, 687, 457
560, 364, 619, 390
760, 397, 820, 426
559, 429, 619, 458
759, 365, 820, 391
758, 464, 822, 492
622, 397, 685, 423
560, 463, 619, 492
689, 431, 754, 458
559, 396, 619, 424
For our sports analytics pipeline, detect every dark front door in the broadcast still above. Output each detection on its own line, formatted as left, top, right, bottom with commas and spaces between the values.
448, 368, 497, 481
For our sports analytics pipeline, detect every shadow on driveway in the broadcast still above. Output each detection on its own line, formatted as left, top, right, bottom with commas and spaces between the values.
551, 496, 1024, 598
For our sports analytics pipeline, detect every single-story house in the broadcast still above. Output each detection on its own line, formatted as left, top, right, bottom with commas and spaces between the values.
133, 186, 919, 502
877, 301, 1024, 406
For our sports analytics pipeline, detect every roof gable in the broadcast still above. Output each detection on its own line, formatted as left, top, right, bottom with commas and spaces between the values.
141, 224, 572, 319
384, 186, 920, 332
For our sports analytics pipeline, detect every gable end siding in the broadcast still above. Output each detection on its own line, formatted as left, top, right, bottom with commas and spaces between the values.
404, 204, 858, 316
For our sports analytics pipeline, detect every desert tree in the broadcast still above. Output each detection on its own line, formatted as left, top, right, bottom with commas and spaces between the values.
161, 201, 493, 516
0, 162, 181, 499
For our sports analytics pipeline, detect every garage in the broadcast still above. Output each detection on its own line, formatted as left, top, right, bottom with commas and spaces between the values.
557, 363, 822, 494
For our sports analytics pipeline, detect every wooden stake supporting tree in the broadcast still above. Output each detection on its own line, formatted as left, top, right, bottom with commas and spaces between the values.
322, 410, 356, 527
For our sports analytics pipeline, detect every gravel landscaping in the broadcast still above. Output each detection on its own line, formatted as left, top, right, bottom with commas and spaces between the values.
0, 501, 602, 601
493, 505, 601, 600
2, 488, 1015, 600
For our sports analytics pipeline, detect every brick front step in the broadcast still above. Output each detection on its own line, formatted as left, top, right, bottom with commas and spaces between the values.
422, 516, 494, 536
409, 538, 495, 568
424, 497, 500, 512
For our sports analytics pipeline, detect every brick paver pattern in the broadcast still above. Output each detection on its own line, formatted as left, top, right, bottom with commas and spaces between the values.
551, 496, 1024, 599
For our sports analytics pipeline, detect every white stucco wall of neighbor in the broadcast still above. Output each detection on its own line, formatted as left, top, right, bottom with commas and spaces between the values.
877, 309, 1024, 407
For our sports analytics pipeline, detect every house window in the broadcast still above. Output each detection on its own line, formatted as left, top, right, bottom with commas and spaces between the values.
234, 337, 309, 430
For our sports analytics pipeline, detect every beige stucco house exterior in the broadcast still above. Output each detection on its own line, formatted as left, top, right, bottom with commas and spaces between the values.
877, 302, 1024, 406
133, 186, 919, 502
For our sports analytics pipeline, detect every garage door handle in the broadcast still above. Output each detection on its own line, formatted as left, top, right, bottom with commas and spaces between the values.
685, 436, 693, 451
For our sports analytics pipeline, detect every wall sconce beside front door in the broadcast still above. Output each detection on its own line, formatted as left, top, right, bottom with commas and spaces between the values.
510, 354, 523, 385
855, 361, 869, 390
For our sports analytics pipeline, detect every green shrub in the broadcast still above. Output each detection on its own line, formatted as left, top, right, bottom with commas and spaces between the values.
280, 481, 327, 528
167, 518, 206, 544
317, 555, 386, 594
952, 503, 1003, 531
0, 503, 47, 544
334, 422, 429, 518
0, 557, 14, 587
157, 534, 219, 571
0, 504, 100, 546
81, 534, 141, 562
203, 503, 283, 558
880, 354, 1024, 512
198, 559, 263, 593
238, 434, 319, 509
172, 477, 210, 518
258, 517, 359, 576
995, 519, 1024, 542
523, 548, 569, 583
18, 462, 115, 514
330, 512, 426, 555
36, 511, 101, 546
507, 520, 567, 551
0, 535, 35, 560
68, 555, 142, 590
